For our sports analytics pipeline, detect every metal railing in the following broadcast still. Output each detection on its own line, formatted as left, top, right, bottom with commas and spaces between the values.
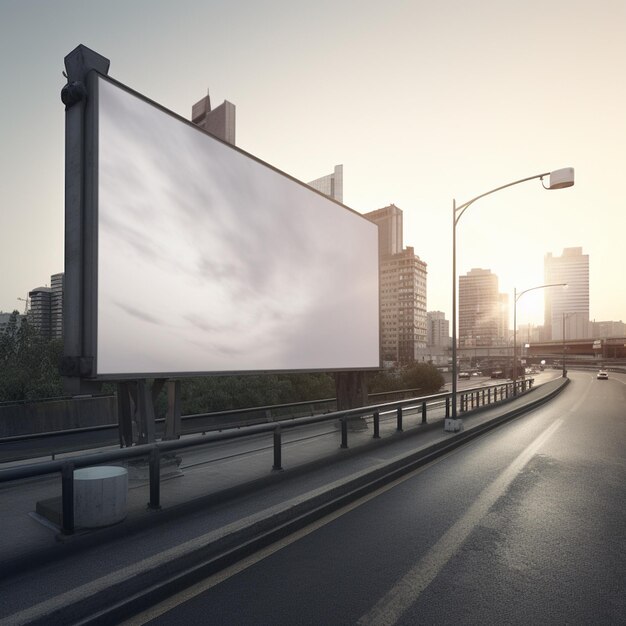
0, 378, 533, 535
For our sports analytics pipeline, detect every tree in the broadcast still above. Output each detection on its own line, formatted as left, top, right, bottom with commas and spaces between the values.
0, 313, 64, 402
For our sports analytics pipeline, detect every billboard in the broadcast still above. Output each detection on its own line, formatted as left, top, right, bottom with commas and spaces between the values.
87, 76, 379, 378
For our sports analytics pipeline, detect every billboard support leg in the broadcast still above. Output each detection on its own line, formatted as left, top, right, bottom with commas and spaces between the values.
164, 380, 181, 440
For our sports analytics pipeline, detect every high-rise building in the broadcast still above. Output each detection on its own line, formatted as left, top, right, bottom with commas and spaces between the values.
308, 165, 343, 203
28, 287, 52, 339
498, 292, 510, 342
364, 206, 427, 364
544, 247, 590, 340
362, 204, 403, 257
427, 311, 450, 348
191, 90, 236, 146
24, 272, 64, 340
459, 268, 507, 347
51, 272, 64, 340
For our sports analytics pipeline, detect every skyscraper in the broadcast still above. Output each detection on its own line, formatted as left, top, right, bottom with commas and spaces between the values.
459, 268, 507, 347
544, 247, 590, 340
364, 206, 427, 364
362, 204, 403, 257
308, 165, 343, 203
28, 287, 52, 339
191, 90, 236, 145
427, 311, 450, 348
51, 272, 64, 340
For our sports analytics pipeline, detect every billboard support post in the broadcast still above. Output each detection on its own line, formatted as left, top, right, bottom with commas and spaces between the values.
164, 380, 182, 440
61, 45, 110, 394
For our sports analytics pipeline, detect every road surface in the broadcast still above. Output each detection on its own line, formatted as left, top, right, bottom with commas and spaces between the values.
129, 370, 625, 625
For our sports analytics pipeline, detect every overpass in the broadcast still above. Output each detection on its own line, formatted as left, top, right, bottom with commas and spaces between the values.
0, 370, 623, 624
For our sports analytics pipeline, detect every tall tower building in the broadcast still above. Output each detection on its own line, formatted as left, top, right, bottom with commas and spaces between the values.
308, 165, 343, 203
364, 206, 427, 364
544, 247, 589, 340
459, 268, 503, 347
191, 90, 236, 146
362, 204, 403, 257
51, 272, 64, 340
28, 287, 52, 339
427, 311, 450, 348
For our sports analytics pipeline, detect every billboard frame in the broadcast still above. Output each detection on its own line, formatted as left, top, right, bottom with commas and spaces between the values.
62, 46, 380, 389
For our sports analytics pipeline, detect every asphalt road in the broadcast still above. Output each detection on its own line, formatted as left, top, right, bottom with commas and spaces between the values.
130, 370, 626, 625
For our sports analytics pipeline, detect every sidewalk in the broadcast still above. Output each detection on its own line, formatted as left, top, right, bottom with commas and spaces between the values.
0, 376, 568, 625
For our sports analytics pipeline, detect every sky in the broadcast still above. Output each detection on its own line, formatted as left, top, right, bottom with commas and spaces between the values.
1, 0, 625, 332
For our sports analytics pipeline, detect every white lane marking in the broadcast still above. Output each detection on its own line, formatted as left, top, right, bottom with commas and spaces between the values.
120, 453, 454, 625
357, 418, 564, 626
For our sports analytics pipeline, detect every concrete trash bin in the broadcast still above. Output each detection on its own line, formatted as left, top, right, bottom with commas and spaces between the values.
74, 466, 128, 528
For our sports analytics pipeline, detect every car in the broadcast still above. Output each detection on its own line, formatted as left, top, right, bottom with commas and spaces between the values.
458, 372, 470, 379
597, 370, 609, 380
490, 370, 504, 379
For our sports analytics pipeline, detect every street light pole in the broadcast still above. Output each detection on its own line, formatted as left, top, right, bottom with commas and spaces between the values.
513, 283, 567, 394
562, 311, 575, 377
446, 167, 574, 433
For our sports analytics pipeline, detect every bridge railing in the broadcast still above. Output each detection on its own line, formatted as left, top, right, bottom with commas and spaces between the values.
0, 378, 533, 535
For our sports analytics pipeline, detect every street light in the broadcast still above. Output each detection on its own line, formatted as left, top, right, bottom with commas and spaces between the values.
446, 167, 574, 433
513, 283, 567, 393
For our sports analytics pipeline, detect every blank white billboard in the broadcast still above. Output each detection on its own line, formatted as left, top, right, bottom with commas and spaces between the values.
95, 77, 379, 377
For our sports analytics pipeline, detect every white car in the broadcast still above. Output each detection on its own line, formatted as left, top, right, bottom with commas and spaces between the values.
597, 370, 609, 380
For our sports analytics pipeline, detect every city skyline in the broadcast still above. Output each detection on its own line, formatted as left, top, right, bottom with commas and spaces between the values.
1, 1, 625, 329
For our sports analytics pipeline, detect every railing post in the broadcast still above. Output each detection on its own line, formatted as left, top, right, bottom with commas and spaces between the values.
373, 411, 380, 439
272, 426, 282, 470
396, 406, 403, 431
488, 388, 491, 404
421, 401, 427, 424
341, 417, 348, 449
61, 461, 75, 535
148, 447, 161, 510
445, 396, 450, 418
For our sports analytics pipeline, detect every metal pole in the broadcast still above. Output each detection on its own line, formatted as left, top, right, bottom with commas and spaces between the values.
272, 426, 282, 470
451, 199, 458, 419
61, 462, 75, 535
513, 287, 518, 395
397, 406, 403, 431
562, 312, 566, 377
340, 418, 348, 449
148, 447, 161, 510
373, 411, 380, 439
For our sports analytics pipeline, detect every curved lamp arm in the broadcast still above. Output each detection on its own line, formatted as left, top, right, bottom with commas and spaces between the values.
454, 168, 574, 226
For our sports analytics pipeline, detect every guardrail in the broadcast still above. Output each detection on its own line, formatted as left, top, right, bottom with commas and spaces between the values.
0, 378, 533, 535
0, 387, 430, 442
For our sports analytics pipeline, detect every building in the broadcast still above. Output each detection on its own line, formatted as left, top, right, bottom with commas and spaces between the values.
427, 311, 450, 348
361, 204, 403, 257
307, 165, 343, 203
459, 268, 507, 347
591, 320, 626, 338
191, 90, 236, 145
28, 287, 52, 339
364, 205, 427, 364
544, 247, 589, 340
51, 272, 64, 340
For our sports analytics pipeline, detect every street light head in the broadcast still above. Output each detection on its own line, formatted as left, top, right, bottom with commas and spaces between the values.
548, 167, 575, 189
